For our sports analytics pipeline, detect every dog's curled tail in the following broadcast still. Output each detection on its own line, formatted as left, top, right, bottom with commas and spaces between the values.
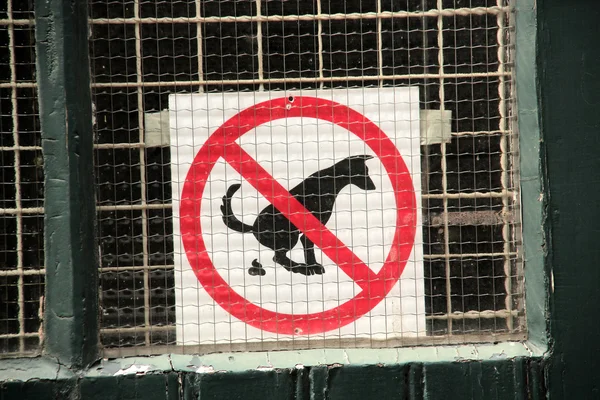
221, 184, 254, 233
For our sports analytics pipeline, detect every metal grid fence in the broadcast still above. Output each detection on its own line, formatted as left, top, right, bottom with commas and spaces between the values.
0, 0, 44, 356
89, 0, 524, 356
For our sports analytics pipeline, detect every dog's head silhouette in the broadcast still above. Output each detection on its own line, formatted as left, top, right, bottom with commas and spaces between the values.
323, 154, 376, 191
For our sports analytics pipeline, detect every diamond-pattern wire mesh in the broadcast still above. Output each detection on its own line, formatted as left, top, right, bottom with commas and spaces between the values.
89, 0, 524, 355
0, 0, 44, 356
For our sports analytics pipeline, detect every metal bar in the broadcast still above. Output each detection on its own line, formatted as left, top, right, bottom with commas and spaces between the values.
451, 129, 510, 136
100, 325, 174, 334
423, 252, 517, 260
99, 253, 518, 266
98, 308, 520, 334
89, 6, 510, 25
255, 0, 264, 90
507, 2, 525, 338
0, 207, 44, 215
0, 332, 41, 339
99, 253, 518, 267
97, 203, 171, 211
35, 0, 99, 368
95, 195, 515, 213
0, 19, 35, 26
7, 0, 26, 354
92, 192, 514, 213
436, 0, 453, 336
132, 0, 152, 347
195, 0, 204, 92
316, 0, 324, 88
421, 0, 434, 339
0, 82, 37, 88
426, 309, 519, 320
0, 269, 46, 277
0, 146, 42, 151
90, 71, 510, 88
427, 210, 515, 227
497, 1, 513, 332
376, 0, 383, 81
94, 142, 146, 149
91, 128, 513, 149
100, 265, 172, 273
101, 331, 526, 358
422, 191, 514, 199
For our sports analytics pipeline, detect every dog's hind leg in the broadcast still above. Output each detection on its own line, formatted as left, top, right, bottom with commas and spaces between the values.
300, 235, 325, 275
273, 250, 316, 276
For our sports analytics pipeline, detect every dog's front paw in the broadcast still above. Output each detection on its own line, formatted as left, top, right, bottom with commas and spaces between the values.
287, 263, 325, 276
307, 264, 325, 275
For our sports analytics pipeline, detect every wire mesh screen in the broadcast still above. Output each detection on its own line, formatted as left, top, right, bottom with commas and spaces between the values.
0, 0, 44, 356
89, 0, 524, 356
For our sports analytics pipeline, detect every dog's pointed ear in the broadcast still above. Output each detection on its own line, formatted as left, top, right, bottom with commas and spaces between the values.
347, 155, 374, 162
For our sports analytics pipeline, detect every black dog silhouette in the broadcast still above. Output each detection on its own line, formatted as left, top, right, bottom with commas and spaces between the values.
221, 155, 376, 276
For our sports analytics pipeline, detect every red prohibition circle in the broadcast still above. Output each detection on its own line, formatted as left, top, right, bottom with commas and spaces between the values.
180, 96, 416, 335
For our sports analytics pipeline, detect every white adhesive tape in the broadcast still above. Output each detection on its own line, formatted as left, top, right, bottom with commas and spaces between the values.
144, 109, 170, 147
144, 108, 451, 147
420, 109, 452, 145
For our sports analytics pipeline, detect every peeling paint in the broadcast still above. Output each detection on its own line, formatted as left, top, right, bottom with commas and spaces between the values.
343, 349, 350, 364
490, 352, 508, 360
189, 355, 201, 366
0, 357, 546, 399
113, 364, 153, 376
195, 365, 215, 374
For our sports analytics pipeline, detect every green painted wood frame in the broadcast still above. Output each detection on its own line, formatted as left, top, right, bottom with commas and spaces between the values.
34, 0, 99, 368
3, 0, 600, 398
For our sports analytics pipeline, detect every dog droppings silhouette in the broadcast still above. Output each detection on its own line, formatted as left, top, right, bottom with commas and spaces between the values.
221, 155, 376, 276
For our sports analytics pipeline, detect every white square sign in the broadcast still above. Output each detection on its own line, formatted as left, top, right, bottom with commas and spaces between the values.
170, 88, 425, 346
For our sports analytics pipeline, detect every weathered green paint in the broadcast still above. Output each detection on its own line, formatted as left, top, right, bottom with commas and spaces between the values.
326, 364, 407, 399
80, 374, 182, 400
34, 0, 99, 368
423, 361, 515, 399
538, 0, 600, 398
73, 343, 531, 380
0, 379, 75, 400
0, 357, 74, 381
7, 0, 600, 398
0, 358, 545, 399
515, 0, 549, 353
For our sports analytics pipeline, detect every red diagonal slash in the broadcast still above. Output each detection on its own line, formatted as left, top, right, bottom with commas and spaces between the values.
221, 142, 375, 290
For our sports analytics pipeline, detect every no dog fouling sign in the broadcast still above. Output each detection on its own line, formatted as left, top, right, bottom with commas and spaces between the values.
170, 88, 424, 345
